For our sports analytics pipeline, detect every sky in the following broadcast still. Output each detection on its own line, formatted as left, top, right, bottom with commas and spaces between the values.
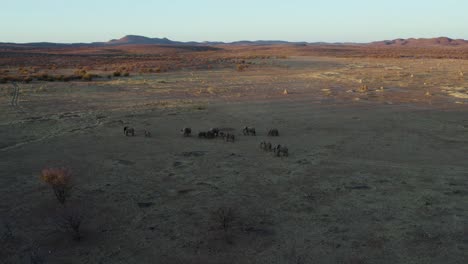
1, 0, 467, 43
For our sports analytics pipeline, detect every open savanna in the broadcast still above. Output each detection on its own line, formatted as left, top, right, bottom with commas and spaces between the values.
1, 45, 468, 263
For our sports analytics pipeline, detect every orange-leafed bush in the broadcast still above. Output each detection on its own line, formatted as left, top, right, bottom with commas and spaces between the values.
40, 167, 72, 205
81, 73, 93, 81
236, 64, 248, 72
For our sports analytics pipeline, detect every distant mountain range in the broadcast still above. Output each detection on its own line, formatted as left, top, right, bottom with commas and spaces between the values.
370, 37, 468, 46
1, 35, 467, 48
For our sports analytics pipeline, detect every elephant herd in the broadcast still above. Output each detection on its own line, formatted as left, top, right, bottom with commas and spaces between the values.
123, 126, 289, 157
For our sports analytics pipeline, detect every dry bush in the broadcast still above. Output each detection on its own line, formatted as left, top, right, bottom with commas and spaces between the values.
63, 75, 82, 82
74, 69, 87, 76
23, 76, 33, 83
36, 73, 49, 81
212, 206, 236, 243
1, 220, 13, 241
213, 207, 235, 232
358, 84, 369, 93
236, 64, 248, 72
56, 208, 83, 241
40, 167, 72, 205
1, 76, 23, 83
113, 71, 121, 77
1, 220, 17, 262
81, 73, 93, 81
29, 244, 45, 264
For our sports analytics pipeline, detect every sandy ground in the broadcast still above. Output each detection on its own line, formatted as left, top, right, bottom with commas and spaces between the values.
1, 56, 468, 264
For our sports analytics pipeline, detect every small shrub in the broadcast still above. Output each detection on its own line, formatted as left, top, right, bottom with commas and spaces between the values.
1, 221, 13, 241
236, 64, 248, 72
4, 76, 21, 82
39, 73, 49, 81
113, 71, 121, 77
212, 207, 235, 233
74, 69, 87, 76
56, 208, 83, 241
81, 73, 93, 81
29, 244, 45, 264
40, 167, 72, 205
358, 84, 368, 93
23, 76, 33, 83
212, 206, 236, 243
63, 75, 81, 82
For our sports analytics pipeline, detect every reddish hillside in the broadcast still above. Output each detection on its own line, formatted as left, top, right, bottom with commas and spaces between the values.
371, 37, 468, 47
107, 35, 177, 45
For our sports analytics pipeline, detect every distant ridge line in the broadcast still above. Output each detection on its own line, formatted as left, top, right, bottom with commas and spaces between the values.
1, 35, 467, 48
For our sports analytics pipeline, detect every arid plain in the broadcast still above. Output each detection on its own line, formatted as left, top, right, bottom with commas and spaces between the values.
1, 43, 468, 263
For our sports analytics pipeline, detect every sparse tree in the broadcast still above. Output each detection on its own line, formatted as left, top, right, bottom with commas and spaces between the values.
40, 167, 72, 205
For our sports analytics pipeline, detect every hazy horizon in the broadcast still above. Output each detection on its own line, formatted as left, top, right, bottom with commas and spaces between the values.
1, 0, 467, 43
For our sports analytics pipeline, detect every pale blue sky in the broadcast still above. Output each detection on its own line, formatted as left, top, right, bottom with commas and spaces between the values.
1, 0, 467, 43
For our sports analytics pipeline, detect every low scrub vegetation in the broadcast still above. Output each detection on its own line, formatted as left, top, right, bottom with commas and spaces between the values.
0, 69, 103, 83
40, 167, 73, 205
29, 244, 45, 264
236, 63, 248, 72
55, 208, 84, 241
212, 206, 236, 243
81, 73, 94, 81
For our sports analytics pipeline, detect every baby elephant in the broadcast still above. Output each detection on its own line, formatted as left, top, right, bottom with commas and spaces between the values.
268, 129, 279, 137
124, 126, 135, 136
243, 126, 256, 136
144, 130, 152, 137
181, 127, 192, 137
273, 144, 289, 157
